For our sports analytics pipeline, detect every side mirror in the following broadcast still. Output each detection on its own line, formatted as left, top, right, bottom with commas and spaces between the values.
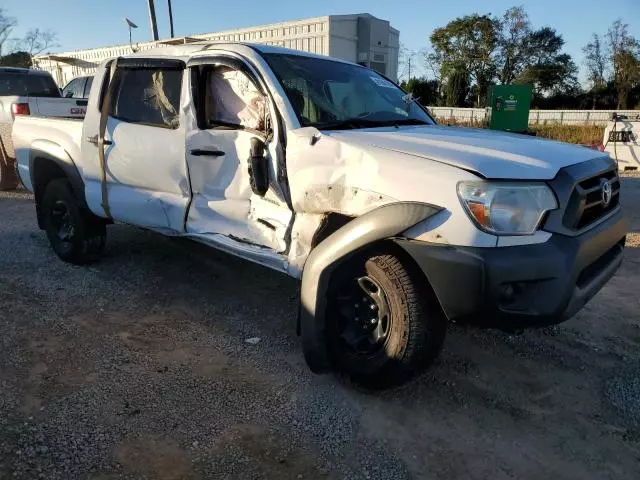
248, 137, 269, 196
65, 91, 74, 98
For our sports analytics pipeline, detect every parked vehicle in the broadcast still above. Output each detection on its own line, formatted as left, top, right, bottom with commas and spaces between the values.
604, 113, 639, 172
12, 43, 628, 387
61, 75, 93, 99
0, 67, 87, 190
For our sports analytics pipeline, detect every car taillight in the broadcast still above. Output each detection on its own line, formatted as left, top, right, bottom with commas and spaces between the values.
11, 103, 30, 116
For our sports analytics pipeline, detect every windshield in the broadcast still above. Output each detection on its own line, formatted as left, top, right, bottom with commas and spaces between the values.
0, 72, 60, 97
262, 53, 434, 130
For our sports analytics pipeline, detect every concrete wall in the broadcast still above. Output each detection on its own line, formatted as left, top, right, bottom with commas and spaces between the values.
427, 107, 640, 126
328, 17, 358, 63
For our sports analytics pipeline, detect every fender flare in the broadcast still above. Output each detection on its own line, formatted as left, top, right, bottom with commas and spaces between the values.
29, 147, 88, 227
299, 201, 443, 373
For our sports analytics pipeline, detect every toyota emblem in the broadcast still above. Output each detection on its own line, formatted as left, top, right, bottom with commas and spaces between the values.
601, 180, 613, 207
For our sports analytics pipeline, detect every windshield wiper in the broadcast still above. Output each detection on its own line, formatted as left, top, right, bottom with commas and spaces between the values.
315, 118, 384, 130
315, 117, 430, 131
385, 118, 431, 127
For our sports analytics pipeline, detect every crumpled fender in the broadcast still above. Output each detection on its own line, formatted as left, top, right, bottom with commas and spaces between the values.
299, 201, 442, 373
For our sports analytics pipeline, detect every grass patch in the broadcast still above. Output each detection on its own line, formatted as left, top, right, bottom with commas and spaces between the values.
530, 124, 604, 145
434, 117, 605, 145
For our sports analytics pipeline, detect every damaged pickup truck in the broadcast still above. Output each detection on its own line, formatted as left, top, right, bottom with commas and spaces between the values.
13, 43, 628, 387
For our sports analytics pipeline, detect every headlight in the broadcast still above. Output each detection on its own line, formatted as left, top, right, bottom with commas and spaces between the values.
457, 181, 557, 235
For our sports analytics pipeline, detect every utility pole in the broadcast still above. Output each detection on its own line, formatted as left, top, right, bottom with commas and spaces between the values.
167, 0, 175, 38
147, 0, 159, 41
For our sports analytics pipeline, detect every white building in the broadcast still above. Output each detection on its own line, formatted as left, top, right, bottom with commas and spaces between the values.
34, 13, 400, 87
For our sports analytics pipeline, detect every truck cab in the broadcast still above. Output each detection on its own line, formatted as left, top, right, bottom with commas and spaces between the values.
12, 43, 628, 388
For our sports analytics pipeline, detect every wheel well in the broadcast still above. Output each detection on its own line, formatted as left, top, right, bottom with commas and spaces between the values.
311, 213, 355, 248
32, 158, 69, 229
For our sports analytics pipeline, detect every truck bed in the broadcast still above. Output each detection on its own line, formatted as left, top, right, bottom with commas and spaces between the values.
12, 116, 84, 192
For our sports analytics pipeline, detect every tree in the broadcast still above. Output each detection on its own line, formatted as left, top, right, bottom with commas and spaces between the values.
444, 70, 470, 107
401, 77, 440, 106
612, 49, 640, 108
606, 19, 640, 108
20, 28, 58, 57
429, 14, 498, 107
516, 27, 578, 96
398, 44, 418, 83
0, 8, 17, 58
583, 33, 607, 89
518, 53, 579, 96
495, 6, 531, 85
0, 50, 31, 68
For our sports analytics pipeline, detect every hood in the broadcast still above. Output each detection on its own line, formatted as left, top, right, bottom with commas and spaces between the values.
324, 125, 607, 180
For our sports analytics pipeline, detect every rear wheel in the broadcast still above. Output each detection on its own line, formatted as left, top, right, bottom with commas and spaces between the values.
327, 250, 447, 389
41, 179, 106, 265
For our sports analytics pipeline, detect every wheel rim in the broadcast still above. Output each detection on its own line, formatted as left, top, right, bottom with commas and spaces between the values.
49, 200, 75, 243
333, 274, 392, 355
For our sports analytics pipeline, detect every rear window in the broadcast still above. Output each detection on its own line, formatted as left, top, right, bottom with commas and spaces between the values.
0, 72, 60, 97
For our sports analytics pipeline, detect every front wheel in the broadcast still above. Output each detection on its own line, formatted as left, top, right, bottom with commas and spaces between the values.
41, 179, 106, 265
327, 250, 447, 389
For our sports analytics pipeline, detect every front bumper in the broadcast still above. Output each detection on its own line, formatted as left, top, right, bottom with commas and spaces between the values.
396, 208, 628, 329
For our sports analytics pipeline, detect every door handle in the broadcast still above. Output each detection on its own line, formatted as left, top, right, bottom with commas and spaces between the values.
76, 100, 88, 106
87, 135, 113, 146
190, 149, 225, 157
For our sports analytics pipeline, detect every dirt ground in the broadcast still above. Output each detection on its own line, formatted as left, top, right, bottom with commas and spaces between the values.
1, 175, 639, 480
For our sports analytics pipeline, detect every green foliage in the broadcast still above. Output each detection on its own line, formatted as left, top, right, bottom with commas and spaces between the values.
428, 14, 498, 107
423, 6, 640, 109
0, 50, 31, 68
583, 34, 607, 89
400, 78, 439, 106
444, 70, 470, 107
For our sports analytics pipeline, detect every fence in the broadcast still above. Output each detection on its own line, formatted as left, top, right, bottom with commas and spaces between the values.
426, 107, 639, 125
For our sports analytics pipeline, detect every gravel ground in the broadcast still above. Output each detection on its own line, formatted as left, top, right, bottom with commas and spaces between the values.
1, 175, 639, 479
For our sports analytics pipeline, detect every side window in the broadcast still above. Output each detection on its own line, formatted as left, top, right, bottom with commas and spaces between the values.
109, 67, 182, 128
204, 66, 266, 131
62, 78, 84, 98
83, 77, 93, 98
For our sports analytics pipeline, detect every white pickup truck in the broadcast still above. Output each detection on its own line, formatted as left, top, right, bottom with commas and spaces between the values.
12, 43, 628, 387
0, 67, 86, 190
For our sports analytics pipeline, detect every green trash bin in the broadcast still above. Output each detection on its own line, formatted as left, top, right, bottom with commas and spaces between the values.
488, 84, 533, 133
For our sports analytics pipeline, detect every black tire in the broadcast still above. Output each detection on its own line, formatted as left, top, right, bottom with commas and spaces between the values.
327, 250, 447, 389
41, 179, 106, 265
0, 158, 19, 191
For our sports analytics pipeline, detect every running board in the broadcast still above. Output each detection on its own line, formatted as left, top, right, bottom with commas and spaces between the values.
186, 233, 289, 274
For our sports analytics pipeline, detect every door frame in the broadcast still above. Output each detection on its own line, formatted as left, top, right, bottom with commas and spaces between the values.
94, 56, 188, 227
186, 54, 292, 210
183, 54, 294, 251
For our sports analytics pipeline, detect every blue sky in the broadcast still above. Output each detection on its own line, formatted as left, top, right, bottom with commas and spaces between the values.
3, 0, 639, 81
